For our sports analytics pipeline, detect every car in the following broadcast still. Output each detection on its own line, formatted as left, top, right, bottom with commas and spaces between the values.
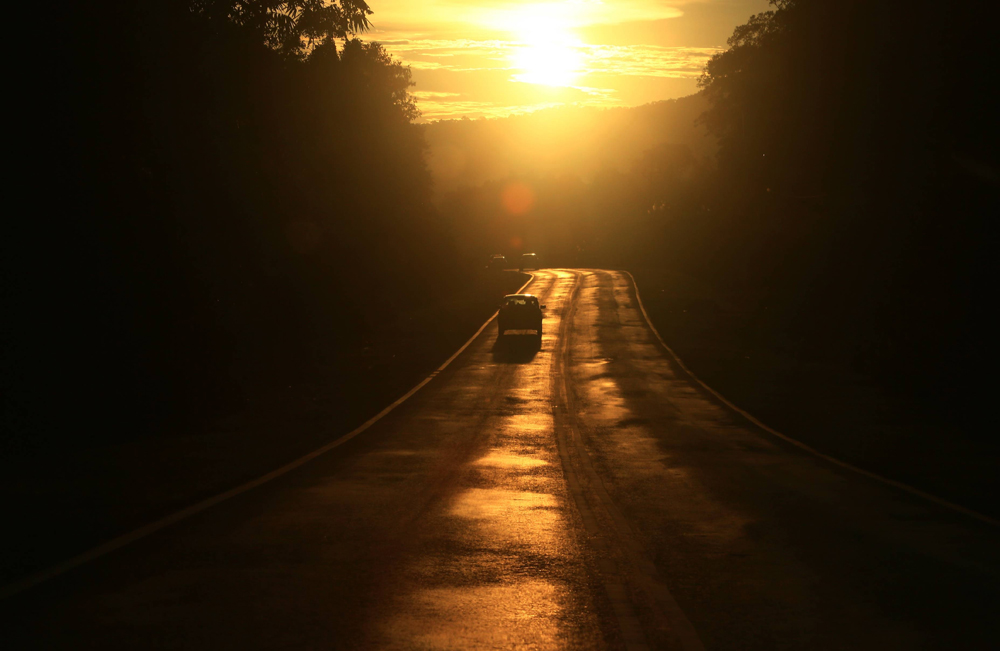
498, 294, 543, 338
519, 252, 539, 270
487, 254, 507, 271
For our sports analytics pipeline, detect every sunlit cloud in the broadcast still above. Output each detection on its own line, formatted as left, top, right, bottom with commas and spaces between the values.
370, 0, 684, 35
582, 44, 721, 78
411, 91, 462, 99
414, 98, 571, 121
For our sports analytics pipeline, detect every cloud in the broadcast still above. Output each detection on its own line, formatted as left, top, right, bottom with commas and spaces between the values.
370, 0, 685, 35
412, 91, 463, 98
581, 44, 721, 78
415, 99, 571, 121
409, 65, 611, 121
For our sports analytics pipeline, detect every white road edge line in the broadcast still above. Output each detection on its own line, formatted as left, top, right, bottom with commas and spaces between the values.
1, 273, 537, 600
623, 270, 999, 528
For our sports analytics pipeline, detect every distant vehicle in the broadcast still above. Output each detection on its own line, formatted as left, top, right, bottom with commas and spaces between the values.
498, 294, 544, 338
519, 252, 539, 270
487, 254, 507, 271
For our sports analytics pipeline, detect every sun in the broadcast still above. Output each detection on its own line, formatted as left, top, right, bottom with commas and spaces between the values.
505, 9, 584, 87
512, 38, 583, 87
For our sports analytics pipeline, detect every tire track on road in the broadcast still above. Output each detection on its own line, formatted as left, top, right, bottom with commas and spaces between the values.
551, 269, 706, 651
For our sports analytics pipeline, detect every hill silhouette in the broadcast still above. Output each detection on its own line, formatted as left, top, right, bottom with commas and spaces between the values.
422, 95, 715, 200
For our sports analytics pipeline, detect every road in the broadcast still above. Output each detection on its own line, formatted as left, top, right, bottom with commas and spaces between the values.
5, 269, 999, 649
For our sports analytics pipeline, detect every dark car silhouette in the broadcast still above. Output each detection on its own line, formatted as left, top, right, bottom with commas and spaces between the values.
487, 254, 507, 271
498, 294, 543, 338
519, 252, 539, 270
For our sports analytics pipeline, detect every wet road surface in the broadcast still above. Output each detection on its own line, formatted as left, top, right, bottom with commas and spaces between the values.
5, 270, 1000, 649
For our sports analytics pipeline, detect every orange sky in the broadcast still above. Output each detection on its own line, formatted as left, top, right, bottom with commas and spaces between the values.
365, 0, 770, 121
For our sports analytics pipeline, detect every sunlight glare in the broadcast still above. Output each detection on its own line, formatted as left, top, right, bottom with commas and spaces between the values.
506, 7, 584, 87
512, 40, 583, 87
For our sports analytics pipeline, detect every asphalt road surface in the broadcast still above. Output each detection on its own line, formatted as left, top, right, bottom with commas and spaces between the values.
6, 270, 999, 649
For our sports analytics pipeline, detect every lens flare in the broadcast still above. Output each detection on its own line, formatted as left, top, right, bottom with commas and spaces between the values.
501, 182, 536, 215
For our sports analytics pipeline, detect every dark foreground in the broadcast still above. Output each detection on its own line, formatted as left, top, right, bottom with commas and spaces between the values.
5, 270, 998, 649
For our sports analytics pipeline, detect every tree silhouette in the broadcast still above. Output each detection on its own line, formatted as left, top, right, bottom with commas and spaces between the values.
690, 0, 997, 425
7, 0, 448, 454
190, 0, 372, 55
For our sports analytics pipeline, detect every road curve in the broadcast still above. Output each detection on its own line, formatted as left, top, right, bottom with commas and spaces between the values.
5, 270, 999, 649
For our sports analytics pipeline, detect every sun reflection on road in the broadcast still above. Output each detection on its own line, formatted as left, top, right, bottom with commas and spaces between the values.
375, 271, 598, 649
382, 581, 561, 650
474, 453, 548, 468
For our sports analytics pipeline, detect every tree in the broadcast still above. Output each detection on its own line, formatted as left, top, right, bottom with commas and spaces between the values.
335, 39, 420, 123
190, 0, 373, 56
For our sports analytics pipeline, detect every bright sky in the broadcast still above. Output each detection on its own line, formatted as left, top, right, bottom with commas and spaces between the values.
365, 0, 771, 121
